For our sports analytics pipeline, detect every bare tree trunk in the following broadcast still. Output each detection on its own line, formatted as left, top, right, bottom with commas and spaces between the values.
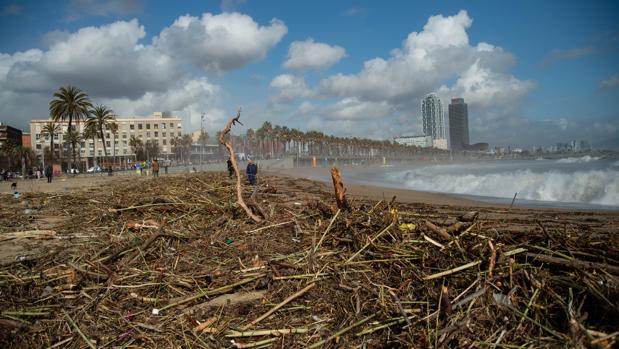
330, 166, 350, 211
219, 108, 262, 223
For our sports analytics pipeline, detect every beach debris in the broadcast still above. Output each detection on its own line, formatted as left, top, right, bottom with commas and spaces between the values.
0, 171, 618, 348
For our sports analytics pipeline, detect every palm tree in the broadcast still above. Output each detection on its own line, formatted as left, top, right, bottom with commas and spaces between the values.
41, 122, 61, 166
14, 146, 35, 177
129, 135, 143, 161
83, 122, 98, 168
86, 105, 115, 165
0, 140, 16, 171
63, 129, 82, 172
181, 134, 193, 164
110, 122, 118, 166
49, 86, 92, 171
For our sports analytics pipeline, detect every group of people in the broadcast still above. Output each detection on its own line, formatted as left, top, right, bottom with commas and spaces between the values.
1, 166, 54, 183
227, 157, 258, 185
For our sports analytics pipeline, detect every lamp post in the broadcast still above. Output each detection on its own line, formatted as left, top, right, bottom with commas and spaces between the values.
200, 112, 205, 172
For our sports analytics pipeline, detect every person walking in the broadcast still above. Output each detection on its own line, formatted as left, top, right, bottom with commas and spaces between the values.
246, 159, 257, 186
226, 157, 234, 178
152, 159, 160, 177
45, 165, 53, 183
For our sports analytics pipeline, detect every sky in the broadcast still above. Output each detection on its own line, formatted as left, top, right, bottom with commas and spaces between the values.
0, 0, 618, 148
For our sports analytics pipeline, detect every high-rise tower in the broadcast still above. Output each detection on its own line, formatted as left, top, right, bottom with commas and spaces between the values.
448, 98, 469, 150
421, 93, 446, 140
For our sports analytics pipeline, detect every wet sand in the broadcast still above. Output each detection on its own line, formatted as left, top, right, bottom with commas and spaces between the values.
266, 166, 500, 208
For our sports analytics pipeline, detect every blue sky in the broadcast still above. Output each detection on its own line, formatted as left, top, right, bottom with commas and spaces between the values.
1, 0, 618, 147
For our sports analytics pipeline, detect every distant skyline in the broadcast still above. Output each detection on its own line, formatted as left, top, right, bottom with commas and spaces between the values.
0, 0, 618, 147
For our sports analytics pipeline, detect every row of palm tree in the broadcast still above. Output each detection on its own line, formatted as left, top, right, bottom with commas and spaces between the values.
224, 121, 448, 160
0, 140, 36, 175
46, 86, 119, 171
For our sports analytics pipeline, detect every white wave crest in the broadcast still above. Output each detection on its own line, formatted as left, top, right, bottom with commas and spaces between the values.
397, 169, 619, 206
556, 155, 601, 164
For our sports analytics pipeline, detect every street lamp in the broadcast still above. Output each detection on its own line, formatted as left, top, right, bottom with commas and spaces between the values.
200, 113, 205, 172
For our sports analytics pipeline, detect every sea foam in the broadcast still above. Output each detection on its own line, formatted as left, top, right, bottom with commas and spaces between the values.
394, 168, 619, 206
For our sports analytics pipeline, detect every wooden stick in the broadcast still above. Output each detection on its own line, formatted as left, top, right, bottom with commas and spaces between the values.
423, 260, 481, 280
218, 108, 261, 223
241, 282, 315, 330
523, 253, 619, 274
424, 220, 453, 241
225, 328, 309, 337
61, 309, 96, 349
330, 166, 350, 210
488, 240, 497, 279
160, 275, 263, 311
345, 222, 394, 264
307, 313, 376, 349
313, 209, 340, 253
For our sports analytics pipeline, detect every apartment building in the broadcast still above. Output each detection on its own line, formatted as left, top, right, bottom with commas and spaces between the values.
30, 112, 183, 167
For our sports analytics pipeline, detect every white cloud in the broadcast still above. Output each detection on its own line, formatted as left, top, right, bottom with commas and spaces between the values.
154, 12, 287, 71
296, 101, 315, 115
0, 13, 287, 132
283, 38, 346, 71
600, 74, 619, 90
325, 98, 392, 121
314, 10, 535, 143
269, 74, 313, 104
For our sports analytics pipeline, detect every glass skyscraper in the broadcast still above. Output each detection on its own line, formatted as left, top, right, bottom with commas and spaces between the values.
448, 98, 469, 150
421, 93, 445, 140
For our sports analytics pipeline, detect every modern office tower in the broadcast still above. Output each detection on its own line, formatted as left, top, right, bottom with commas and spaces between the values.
421, 93, 446, 141
448, 98, 469, 150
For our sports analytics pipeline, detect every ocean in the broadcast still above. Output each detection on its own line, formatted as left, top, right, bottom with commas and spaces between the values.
349, 156, 619, 210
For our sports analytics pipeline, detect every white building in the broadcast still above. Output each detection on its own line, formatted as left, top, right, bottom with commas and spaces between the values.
394, 135, 433, 148
30, 112, 183, 167
422, 93, 446, 141
432, 138, 448, 150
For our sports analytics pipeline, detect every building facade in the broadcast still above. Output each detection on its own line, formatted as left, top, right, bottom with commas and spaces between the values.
0, 123, 23, 147
421, 93, 446, 140
448, 98, 469, 150
30, 112, 183, 167
394, 135, 433, 148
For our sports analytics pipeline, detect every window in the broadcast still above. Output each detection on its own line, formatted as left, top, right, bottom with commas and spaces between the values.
36, 144, 41, 149
178, 131, 181, 136
146, 124, 150, 129
146, 132, 150, 137
98, 150, 102, 156
54, 134, 59, 140
154, 131, 158, 137
45, 135, 49, 141
123, 149, 127, 154
154, 124, 158, 129
106, 141, 110, 147
106, 133, 110, 139
80, 142, 85, 147
130, 124, 135, 130
122, 133, 127, 139
123, 141, 127, 146
162, 123, 166, 129
163, 139, 167, 145
162, 132, 166, 137
170, 123, 174, 128
138, 124, 143, 130
35, 133, 40, 140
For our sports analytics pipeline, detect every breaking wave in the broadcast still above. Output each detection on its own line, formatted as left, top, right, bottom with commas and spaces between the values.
394, 169, 619, 206
556, 156, 601, 164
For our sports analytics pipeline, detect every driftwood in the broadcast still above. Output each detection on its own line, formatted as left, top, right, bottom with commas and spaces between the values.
330, 166, 350, 211
218, 108, 262, 223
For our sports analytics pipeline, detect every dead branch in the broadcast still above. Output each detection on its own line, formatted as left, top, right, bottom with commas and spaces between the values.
219, 108, 262, 223
330, 166, 350, 211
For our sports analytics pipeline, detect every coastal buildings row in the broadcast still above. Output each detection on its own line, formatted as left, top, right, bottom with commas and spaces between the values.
28, 112, 183, 167
394, 93, 470, 151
